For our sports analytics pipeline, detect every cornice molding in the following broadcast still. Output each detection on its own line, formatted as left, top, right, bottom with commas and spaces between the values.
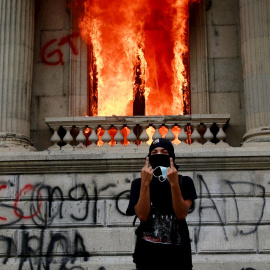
0, 147, 269, 174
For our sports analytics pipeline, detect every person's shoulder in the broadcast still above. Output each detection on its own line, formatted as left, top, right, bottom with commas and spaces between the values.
132, 178, 141, 184
179, 175, 196, 189
131, 178, 141, 187
179, 174, 197, 200
179, 175, 193, 183
182, 175, 193, 181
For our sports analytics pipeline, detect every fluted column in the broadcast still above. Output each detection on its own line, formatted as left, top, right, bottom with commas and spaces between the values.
240, 0, 270, 145
0, 0, 35, 151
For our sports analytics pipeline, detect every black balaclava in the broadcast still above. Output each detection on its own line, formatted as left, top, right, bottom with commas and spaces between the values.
148, 138, 179, 170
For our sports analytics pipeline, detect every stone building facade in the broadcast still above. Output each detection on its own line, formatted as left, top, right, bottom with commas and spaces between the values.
0, 0, 270, 270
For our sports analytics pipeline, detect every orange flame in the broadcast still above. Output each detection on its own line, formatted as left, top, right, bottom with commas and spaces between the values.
83, 127, 91, 146
77, 0, 200, 116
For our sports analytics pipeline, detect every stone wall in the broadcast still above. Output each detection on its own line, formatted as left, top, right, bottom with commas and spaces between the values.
0, 148, 269, 270
31, 0, 72, 151
206, 0, 245, 146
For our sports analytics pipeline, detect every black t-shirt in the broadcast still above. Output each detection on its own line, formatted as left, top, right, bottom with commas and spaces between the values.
126, 175, 197, 270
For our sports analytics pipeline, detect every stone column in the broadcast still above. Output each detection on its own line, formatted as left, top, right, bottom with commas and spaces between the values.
0, 0, 35, 151
240, 0, 270, 145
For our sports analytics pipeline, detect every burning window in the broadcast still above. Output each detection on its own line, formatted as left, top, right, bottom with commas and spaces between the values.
71, 0, 200, 117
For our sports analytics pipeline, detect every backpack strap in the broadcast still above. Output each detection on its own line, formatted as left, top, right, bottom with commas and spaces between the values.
179, 174, 183, 186
133, 215, 138, 226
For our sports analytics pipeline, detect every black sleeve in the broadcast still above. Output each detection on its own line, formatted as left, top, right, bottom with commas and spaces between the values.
180, 175, 197, 212
181, 176, 197, 200
126, 178, 141, 216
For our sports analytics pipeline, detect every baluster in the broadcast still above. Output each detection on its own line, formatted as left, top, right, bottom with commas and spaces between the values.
48, 126, 61, 150
101, 125, 112, 146
76, 126, 86, 149
190, 123, 201, 146
62, 126, 74, 149
83, 127, 91, 147
203, 123, 215, 146
165, 124, 175, 142
139, 124, 150, 146
178, 124, 188, 147
126, 124, 137, 146
216, 123, 229, 147
88, 125, 99, 147
152, 125, 161, 140
114, 124, 124, 146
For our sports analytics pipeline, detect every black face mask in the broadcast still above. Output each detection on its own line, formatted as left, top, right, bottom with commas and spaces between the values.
149, 154, 170, 169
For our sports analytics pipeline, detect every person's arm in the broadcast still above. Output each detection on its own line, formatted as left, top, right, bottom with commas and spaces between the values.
134, 157, 153, 221
167, 158, 192, 220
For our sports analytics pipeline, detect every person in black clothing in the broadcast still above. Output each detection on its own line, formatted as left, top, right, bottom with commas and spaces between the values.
126, 138, 197, 270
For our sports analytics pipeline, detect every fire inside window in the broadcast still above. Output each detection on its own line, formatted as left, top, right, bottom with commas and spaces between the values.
72, 0, 200, 117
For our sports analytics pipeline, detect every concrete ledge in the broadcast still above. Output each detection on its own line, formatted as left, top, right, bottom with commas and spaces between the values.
0, 254, 269, 270
192, 254, 270, 270
0, 146, 270, 174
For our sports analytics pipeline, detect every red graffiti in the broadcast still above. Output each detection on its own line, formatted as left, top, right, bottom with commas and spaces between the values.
0, 184, 7, 221
14, 184, 43, 219
0, 184, 7, 191
41, 32, 80, 66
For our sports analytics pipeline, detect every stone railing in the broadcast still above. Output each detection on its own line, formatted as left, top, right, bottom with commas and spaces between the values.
45, 114, 230, 150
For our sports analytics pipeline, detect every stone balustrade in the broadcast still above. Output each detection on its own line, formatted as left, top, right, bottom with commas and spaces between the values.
45, 114, 230, 150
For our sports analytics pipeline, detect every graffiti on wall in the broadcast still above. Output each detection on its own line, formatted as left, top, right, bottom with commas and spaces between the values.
0, 174, 267, 269
0, 179, 123, 269
195, 174, 266, 246
41, 32, 80, 66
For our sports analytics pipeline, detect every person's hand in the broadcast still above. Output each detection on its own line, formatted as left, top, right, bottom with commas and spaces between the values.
167, 158, 179, 186
141, 157, 153, 185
